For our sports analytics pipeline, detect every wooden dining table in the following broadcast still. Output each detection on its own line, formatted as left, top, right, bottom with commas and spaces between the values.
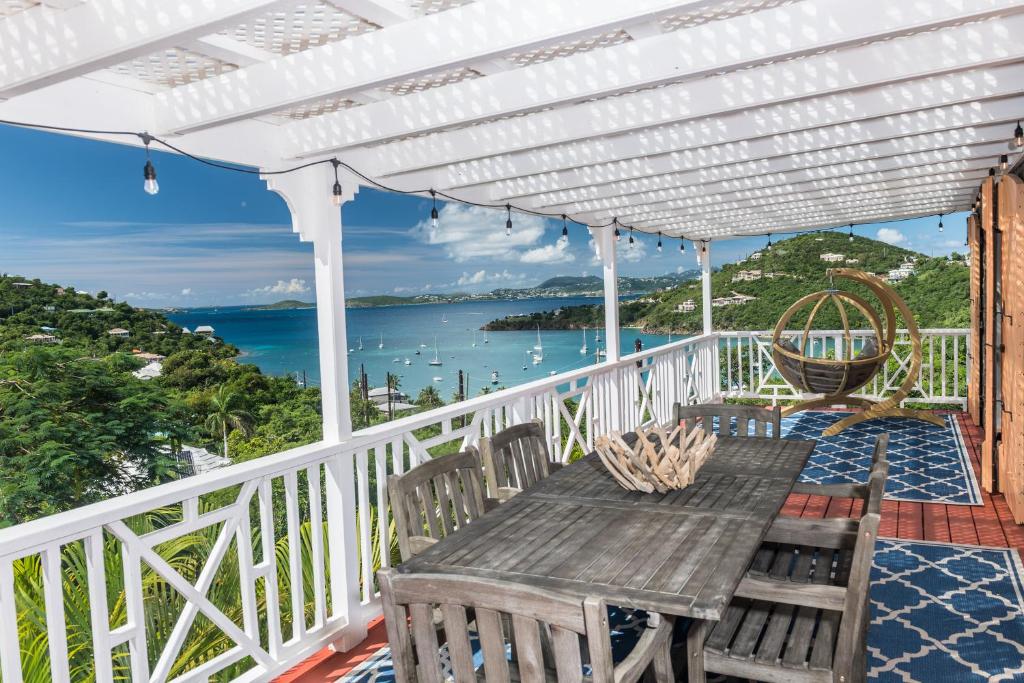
398, 434, 816, 681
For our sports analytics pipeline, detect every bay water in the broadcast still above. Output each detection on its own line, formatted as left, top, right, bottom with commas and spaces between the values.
168, 298, 673, 398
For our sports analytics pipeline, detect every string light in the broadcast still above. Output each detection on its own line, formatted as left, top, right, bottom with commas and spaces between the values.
1013, 121, 1023, 150
848, 223, 854, 242
141, 133, 158, 196
430, 189, 439, 229
679, 239, 686, 254
560, 214, 569, 244
766, 234, 773, 251
614, 218, 621, 242
330, 159, 343, 207
656, 232, 663, 252
1000, 154, 1009, 174
938, 214, 944, 233
628, 227, 635, 248
505, 203, 512, 237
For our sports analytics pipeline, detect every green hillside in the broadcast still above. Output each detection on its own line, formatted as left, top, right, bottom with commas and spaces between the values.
484, 233, 969, 333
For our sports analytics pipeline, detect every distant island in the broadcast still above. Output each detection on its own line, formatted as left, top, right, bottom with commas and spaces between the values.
343, 272, 700, 308
249, 299, 315, 310
484, 232, 969, 334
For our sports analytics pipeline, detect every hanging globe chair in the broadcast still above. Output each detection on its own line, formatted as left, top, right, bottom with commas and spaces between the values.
770, 268, 944, 436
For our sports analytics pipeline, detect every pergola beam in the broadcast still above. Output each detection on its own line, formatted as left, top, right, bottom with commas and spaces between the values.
156, 0, 703, 134
279, 0, 1024, 156
331, 12, 1024, 185
0, 0, 284, 99
530, 140, 1010, 216
379, 85, 1024, 193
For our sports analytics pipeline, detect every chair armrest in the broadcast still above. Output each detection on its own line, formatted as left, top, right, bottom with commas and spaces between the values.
791, 481, 869, 499
734, 576, 847, 611
613, 613, 674, 683
765, 516, 859, 549
497, 487, 521, 502
408, 536, 438, 556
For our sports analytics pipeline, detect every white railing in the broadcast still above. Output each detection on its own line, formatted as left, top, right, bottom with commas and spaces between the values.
718, 328, 969, 407
0, 334, 719, 683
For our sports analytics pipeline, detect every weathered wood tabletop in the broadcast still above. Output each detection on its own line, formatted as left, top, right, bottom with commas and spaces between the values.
398, 435, 814, 621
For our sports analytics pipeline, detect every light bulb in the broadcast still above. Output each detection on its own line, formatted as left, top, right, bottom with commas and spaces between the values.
332, 180, 343, 207
430, 207, 439, 229
628, 230, 635, 247
679, 240, 685, 254
614, 227, 621, 241
505, 204, 512, 237
848, 224, 854, 242
1014, 121, 1023, 149
938, 215, 944, 233
143, 160, 159, 195
656, 233, 663, 252
1000, 154, 1009, 174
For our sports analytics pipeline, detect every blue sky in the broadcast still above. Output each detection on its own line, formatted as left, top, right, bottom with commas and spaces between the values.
0, 124, 970, 307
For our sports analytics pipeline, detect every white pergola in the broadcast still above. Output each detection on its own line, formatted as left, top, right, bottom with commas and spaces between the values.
1, 0, 1021, 440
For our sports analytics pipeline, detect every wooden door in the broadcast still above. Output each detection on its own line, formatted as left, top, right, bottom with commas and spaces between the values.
999, 175, 1024, 521
968, 212, 982, 425
981, 177, 999, 492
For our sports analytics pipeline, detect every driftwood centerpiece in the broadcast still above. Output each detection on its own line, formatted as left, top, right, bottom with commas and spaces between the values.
595, 421, 717, 493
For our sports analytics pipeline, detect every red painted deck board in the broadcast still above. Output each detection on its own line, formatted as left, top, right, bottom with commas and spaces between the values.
279, 412, 1024, 683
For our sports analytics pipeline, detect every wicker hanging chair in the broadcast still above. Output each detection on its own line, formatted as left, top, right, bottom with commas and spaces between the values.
770, 268, 944, 436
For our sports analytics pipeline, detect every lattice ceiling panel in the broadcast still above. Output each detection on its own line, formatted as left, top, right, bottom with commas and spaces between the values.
507, 29, 633, 68
659, 0, 800, 32
0, 0, 38, 17
274, 96, 362, 120
382, 66, 483, 97
222, 1, 379, 56
405, 0, 474, 16
108, 48, 237, 88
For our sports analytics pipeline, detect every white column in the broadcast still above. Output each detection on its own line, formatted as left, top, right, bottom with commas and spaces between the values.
264, 163, 366, 650
700, 240, 713, 336
592, 225, 621, 362
264, 163, 356, 442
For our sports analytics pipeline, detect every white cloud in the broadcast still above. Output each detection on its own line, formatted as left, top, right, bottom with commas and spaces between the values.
876, 228, 907, 245
248, 278, 310, 297
458, 270, 487, 286
181, 288, 193, 296
619, 239, 648, 263
412, 204, 548, 262
520, 239, 575, 265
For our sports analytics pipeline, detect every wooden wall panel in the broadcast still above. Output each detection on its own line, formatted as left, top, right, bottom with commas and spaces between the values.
981, 177, 998, 492
999, 175, 1024, 522
968, 213, 983, 424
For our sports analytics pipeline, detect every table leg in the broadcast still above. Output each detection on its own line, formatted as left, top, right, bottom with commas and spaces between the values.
687, 619, 707, 683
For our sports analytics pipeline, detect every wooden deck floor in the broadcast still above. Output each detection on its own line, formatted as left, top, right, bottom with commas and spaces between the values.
276, 412, 1024, 683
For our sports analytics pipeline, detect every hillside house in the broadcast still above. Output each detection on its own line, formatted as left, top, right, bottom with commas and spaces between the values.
24, 333, 58, 344
820, 252, 845, 262
675, 299, 696, 313
107, 327, 130, 338
731, 269, 762, 282
194, 325, 215, 337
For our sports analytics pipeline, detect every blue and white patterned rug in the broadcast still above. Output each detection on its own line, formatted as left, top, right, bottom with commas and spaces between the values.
341, 540, 1024, 682
781, 411, 980, 505
869, 539, 1024, 681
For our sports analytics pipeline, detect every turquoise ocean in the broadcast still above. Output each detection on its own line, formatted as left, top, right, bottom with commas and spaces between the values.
168, 298, 674, 398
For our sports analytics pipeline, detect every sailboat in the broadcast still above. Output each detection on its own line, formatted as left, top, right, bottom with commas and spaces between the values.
595, 328, 602, 343
491, 370, 499, 384
428, 337, 443, 366
441, 313, 448, 324
378, 333, 384, 349
472, 330, 477, 347
357, 336, 363, 351
483, 330, 489, 344
579, 327, 588, 355
532, 325, 543, 364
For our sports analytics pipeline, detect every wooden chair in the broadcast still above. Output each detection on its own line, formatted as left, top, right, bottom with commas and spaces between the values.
697, 467, 885, 683
379, 568, 675, 683
791, 433, 889, 499
672, 403, 782, 439
479, 419, 562, 501
387, 449, 490, 562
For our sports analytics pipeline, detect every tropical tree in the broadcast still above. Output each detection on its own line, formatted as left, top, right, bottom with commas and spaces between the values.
203, 385, 253, 459
416, 385, 443, 409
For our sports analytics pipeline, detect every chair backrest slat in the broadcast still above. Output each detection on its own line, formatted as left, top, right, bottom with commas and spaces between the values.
673, 403, 782, 439
387, 449, 488, 561
379, 569, 618, 683
480, 419, 555, 497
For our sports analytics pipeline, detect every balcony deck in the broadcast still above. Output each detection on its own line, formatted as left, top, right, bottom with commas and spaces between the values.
275, 411, 1024, 683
